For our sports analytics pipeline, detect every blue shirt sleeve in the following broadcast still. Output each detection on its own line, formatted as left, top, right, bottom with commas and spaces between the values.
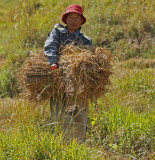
44, 29, 60, 65
81, 34, 93, 46
86, 38, 93, 46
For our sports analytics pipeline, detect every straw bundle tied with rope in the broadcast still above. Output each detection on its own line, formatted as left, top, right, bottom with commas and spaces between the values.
19, 44, 114, 103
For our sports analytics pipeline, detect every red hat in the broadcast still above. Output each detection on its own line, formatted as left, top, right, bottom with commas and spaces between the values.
62, 5, 86, 25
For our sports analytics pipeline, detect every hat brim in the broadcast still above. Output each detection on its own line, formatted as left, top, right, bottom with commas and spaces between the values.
62, 12, 86, 25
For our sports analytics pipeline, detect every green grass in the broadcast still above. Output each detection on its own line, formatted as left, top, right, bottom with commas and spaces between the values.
88, 103, 154, 158
0, 64, 154, 159
87, 65, 154, 159
0, 99, 106, 160
0, 124, 97, 159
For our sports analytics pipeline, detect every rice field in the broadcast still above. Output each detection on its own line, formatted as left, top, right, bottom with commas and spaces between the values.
0, 59, 154, 159
0, 0, 155, 159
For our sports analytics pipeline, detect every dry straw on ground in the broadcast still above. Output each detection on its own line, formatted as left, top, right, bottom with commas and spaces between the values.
19, 44, 114, 103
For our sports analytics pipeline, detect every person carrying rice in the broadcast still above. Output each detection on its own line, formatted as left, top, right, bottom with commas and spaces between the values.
44, 4, 93, 142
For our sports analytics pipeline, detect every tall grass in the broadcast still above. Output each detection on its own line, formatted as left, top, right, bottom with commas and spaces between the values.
0, 99, 106, 160
0, 124, 98, 159
113, 66, 155, 112
0, 63, 154, 159
88, 103, 154, 158
87, 64, 154, 158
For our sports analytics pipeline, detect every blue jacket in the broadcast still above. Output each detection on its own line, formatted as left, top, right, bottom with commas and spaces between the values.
44, 24, 93, 65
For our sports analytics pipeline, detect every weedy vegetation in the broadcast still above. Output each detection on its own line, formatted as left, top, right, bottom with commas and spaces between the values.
0, 0, 155, 159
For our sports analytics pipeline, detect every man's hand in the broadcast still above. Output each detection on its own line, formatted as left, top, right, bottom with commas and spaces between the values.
51, 64, 59, 70
51, 64, 60, 79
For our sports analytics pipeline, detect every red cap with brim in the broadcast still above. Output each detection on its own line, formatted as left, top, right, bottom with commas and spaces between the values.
62, 5, 86, 25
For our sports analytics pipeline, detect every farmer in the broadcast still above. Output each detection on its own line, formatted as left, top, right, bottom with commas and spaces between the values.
44, 4, 92, 142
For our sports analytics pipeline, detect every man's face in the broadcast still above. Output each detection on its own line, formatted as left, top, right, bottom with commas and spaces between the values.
66, 12, 83, 33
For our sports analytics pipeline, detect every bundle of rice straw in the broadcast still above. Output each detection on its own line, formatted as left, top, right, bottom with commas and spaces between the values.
19, 44, 113, 103
19, 50, 64, 102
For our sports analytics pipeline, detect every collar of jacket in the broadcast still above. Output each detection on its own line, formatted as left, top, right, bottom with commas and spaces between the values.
65, 26, 81, 36
54, 24, 81, 36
